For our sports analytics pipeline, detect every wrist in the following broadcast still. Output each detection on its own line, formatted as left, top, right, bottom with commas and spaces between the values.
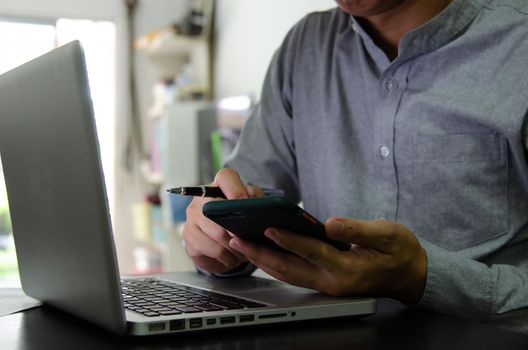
394, 246, 428, 304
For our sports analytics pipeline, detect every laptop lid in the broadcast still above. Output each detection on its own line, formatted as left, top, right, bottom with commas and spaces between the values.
0, 41, 126, 334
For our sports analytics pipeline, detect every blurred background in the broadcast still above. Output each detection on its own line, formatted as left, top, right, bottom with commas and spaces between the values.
0, 0, 333, 287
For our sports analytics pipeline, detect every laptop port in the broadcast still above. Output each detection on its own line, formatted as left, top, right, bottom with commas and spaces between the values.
148, 322, 166, 332
189, 318, 202, 329
258, 313, 287, 320
206, 318, 217, 326
239, 315, 254, 323
169, 319, 185, 331
220, 316, 236, 324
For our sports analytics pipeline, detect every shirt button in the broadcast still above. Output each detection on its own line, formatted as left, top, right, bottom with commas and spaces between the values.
385, 79, 398, 91
380, 146, 391, 157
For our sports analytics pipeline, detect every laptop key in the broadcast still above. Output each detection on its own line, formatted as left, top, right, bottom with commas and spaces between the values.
132, 302, 156, 307
145, 298, 168, 303
142, 312, 161, 317
162, 303, 188, 308
159, 310, 182, 316
141, 296, 162, 301
148, 307, 174, 313
175, 306, 203, 313
134, 308, 150, 313
194, 304, 226, 311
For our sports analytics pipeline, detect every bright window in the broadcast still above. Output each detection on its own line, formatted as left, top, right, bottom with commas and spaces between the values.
0, 18, 116, 287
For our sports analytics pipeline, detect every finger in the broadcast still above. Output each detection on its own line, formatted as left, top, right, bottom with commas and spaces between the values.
187, 196, 247, 261
325, 217, 398, 253
264, 228, 343, 272
246, 185, 265, 197
183, 222, 242, 269
244, 184, 266, 198
184, 234, 245, 274
229, 237, 325, 290
214, 168, 248, 199
191, 255, 243, 275
196, 214, 248, 261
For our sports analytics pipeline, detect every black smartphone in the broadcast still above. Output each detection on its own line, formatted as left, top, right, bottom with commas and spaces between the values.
202, 196, 349, 251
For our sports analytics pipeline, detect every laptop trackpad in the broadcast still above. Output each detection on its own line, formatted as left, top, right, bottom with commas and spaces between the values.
158, 271, 370, 307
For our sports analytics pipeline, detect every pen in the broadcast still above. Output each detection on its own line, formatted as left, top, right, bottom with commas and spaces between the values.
166, 186, 285, 199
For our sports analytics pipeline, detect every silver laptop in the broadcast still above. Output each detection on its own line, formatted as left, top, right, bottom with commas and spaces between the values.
0, 41, 376, 336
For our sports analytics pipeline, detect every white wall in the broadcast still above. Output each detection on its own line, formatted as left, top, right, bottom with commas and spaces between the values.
214, 0, 336, 100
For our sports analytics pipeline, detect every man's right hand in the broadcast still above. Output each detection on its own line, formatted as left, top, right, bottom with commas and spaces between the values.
182, 168, 263, 274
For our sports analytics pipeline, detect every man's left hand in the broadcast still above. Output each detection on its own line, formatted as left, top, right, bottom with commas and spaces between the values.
229, 217, 427, 304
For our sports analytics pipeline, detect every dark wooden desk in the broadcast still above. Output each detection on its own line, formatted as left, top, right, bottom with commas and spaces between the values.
2, 299, 527, 350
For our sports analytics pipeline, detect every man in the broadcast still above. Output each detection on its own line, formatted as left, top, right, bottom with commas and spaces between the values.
183, 0, 528, 332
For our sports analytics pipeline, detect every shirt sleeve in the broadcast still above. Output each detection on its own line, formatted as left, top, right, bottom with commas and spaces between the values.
225, 18, 309, 202
418, 239, 528, 333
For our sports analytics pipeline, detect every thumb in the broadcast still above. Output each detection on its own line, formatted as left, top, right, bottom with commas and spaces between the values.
213, 168, 249, 199
325, 217, 396, 253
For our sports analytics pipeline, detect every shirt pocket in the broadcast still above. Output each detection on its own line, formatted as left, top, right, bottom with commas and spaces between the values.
408, 133, 508, 251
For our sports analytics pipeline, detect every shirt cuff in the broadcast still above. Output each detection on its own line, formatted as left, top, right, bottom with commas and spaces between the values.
417, 239, 494, 320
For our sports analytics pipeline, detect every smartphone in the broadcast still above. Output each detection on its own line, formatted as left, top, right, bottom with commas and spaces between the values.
202, 196, 349, 251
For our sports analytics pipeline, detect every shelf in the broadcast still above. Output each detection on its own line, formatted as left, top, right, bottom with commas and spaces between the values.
130, 0, 214, 274
137, 32, 208, 61
140, 160, 163, 186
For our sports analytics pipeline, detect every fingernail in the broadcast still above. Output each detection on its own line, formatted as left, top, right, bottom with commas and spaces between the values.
230, 239, 242, 252
330, 220, 345, 234
245, 186, 256, 197
265, 229, 279, 243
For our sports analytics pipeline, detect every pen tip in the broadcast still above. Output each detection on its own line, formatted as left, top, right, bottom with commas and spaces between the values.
167, 187, 182, 194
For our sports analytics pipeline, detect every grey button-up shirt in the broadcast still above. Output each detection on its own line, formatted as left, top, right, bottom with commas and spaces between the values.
226, 0, 528, 332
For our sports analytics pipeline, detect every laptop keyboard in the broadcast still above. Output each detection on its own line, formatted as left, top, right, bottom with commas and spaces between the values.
121, 278, 266, 317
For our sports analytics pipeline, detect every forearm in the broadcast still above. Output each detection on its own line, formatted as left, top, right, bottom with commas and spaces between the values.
418, 240, 528, 333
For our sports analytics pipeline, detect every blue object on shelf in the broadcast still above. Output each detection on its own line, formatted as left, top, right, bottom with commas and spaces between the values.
169, 195, 193, 223
151, 204, 166, 244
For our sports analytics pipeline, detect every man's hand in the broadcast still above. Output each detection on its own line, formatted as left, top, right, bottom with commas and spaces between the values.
229, 217, 427, 304
182, 168, 263, 274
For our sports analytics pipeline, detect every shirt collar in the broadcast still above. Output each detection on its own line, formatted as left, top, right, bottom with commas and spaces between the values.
346, 0, 489, 63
